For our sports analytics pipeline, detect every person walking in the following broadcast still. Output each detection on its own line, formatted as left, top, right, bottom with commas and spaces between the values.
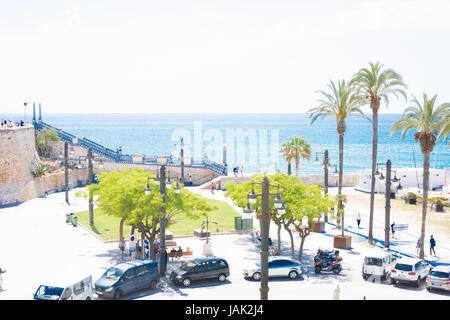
210, 182, 215, 195
430, 235, 436, 256
356, 212, 361, 228
119, 237, 126, 259
0, 266, 5, 291
391, 221, 396, 238
416, 238, 421, 255
129, 234, 136, 260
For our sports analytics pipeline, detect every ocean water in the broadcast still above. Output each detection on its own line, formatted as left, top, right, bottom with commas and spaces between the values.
1, 113, 448, 175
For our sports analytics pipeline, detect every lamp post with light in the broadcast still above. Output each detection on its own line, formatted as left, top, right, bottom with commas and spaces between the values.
375, 160, 401, 249
243, 176, 286, 300
144, 165, 181, 276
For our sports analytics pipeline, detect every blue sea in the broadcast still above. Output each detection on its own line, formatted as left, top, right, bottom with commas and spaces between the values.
1, 113, 449, 175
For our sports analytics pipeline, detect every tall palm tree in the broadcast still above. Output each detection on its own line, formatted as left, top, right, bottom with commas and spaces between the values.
285, 136, 311, 177
352, 62, 407, 244
391, 93, 449, 259
308, 79, 368, 226
280, 140, 294, 175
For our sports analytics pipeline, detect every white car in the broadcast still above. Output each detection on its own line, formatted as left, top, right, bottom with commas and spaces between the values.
362, 250, 399, 281
390, 258, 431, 287
243, 257, 302, 280
426, 265, 450, 292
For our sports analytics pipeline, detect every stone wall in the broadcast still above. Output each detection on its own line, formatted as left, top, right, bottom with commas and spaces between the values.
0, 125, 39, 205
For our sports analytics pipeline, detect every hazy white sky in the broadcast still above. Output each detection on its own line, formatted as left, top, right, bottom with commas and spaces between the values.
1, 0, 450, 114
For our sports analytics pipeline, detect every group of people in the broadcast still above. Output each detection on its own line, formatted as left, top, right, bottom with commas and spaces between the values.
232, 166, 244, 177
0, 119, 25, 128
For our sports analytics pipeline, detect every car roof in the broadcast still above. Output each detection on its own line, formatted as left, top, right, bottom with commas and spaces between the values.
431, 265, 450, 272
113, 260, 156, 270
269, 256, 299, 262
193, 257, 226, 263
394, 257, 422, 265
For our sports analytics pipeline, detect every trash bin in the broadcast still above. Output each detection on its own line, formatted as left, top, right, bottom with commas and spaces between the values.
66, 213, 72, 224
72, 215, 78, 227
241, 218, 253, 230
234, 216, 242, 230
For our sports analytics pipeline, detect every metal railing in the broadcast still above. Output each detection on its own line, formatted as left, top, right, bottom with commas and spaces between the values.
34, 121, 225, 175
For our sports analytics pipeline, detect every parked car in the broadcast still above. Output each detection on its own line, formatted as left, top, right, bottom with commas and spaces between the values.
94, 260, 159, 299
170, 257, 230, 287
362, 250, 399, 280
426, 265, 450, 292
390, 258, 431, 287
243, 256, 302, 280
33, 276, 94, 300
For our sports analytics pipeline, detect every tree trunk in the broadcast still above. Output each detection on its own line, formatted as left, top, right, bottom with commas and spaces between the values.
419, 151, 431, 259
119, 216, 126, 240
295, 159, 299, 176
298, 236, 306, 261
336, 127, 345, 229
287, 162, 291, 175
284, 223, 295, 258
368, 105, 379, 244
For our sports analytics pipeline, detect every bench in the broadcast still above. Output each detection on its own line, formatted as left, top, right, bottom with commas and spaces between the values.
167, 251, 193, 260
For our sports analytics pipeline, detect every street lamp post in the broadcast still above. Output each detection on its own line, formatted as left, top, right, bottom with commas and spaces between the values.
180, 138, 184, 184
24, 102, 27, 123
145, 165, 181, 276
64, 142, 69, 203
245, 177, 286, 300
315, 150, 336, 222
375, 160, 400, 249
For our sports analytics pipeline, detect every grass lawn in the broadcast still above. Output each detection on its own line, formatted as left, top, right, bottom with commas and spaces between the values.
76, 198, 241, 241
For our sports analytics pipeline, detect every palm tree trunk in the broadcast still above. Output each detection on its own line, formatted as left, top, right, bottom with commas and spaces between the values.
295, 159, 299, 176
287, 162, 291, 175
337, 130, 344, 228
419, 151, 431, 259
368, 107, 379, 244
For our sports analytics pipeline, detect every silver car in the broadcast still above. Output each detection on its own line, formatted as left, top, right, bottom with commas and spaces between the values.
243, 257, 302, 280
426, 265, 450, 292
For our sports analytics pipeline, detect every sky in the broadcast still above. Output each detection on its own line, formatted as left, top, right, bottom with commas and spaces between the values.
1, 0, 450, 114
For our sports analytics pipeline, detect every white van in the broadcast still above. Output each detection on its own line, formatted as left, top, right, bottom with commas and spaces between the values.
33, 276, 94, 300
362, 250, 399, 281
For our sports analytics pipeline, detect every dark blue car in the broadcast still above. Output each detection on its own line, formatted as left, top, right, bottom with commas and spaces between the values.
94, 260, 159, 299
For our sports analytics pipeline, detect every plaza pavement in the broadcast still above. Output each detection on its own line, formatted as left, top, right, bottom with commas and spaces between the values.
0, 187, 448, 300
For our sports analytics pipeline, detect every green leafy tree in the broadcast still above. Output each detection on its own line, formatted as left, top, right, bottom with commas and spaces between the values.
308, 79, 368, 227
225, 173, 334, 260
76, 168, 215, 259
352, 62, 407, 244
390, 93, 449, 258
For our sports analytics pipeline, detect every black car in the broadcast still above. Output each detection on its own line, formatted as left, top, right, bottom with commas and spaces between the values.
170, 258, 230, 287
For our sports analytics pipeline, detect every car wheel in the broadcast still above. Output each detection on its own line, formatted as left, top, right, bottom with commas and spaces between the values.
86, 296, 91, 300
113, 289, 123, 300
252, 272, 261, 281
182, 278, 191, 287
391, 278, 396, 284
149, 280, 158, 290
362, 274, 368, 280
414, 277, 421, 288
218, 274, 226, 282
288, 271, 298, 279
314, 267, 321, 274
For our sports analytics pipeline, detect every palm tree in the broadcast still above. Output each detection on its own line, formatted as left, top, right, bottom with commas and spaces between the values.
284, 136, 311, 177
308, 79, 368, 226
280, 140, 294, 175
352, 62, 407, 244
390, 93, 449, 259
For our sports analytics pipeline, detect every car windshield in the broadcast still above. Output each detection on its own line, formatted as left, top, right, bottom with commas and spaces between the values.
35, 285, 64, 299
180, 261, 199, 271
365, 258, 382, 266
429, 271, 449, 279
103, 267, 124, 280
394, 264, 413, 271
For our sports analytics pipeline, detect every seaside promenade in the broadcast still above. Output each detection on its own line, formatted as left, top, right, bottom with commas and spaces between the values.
0, 185, 448, 300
